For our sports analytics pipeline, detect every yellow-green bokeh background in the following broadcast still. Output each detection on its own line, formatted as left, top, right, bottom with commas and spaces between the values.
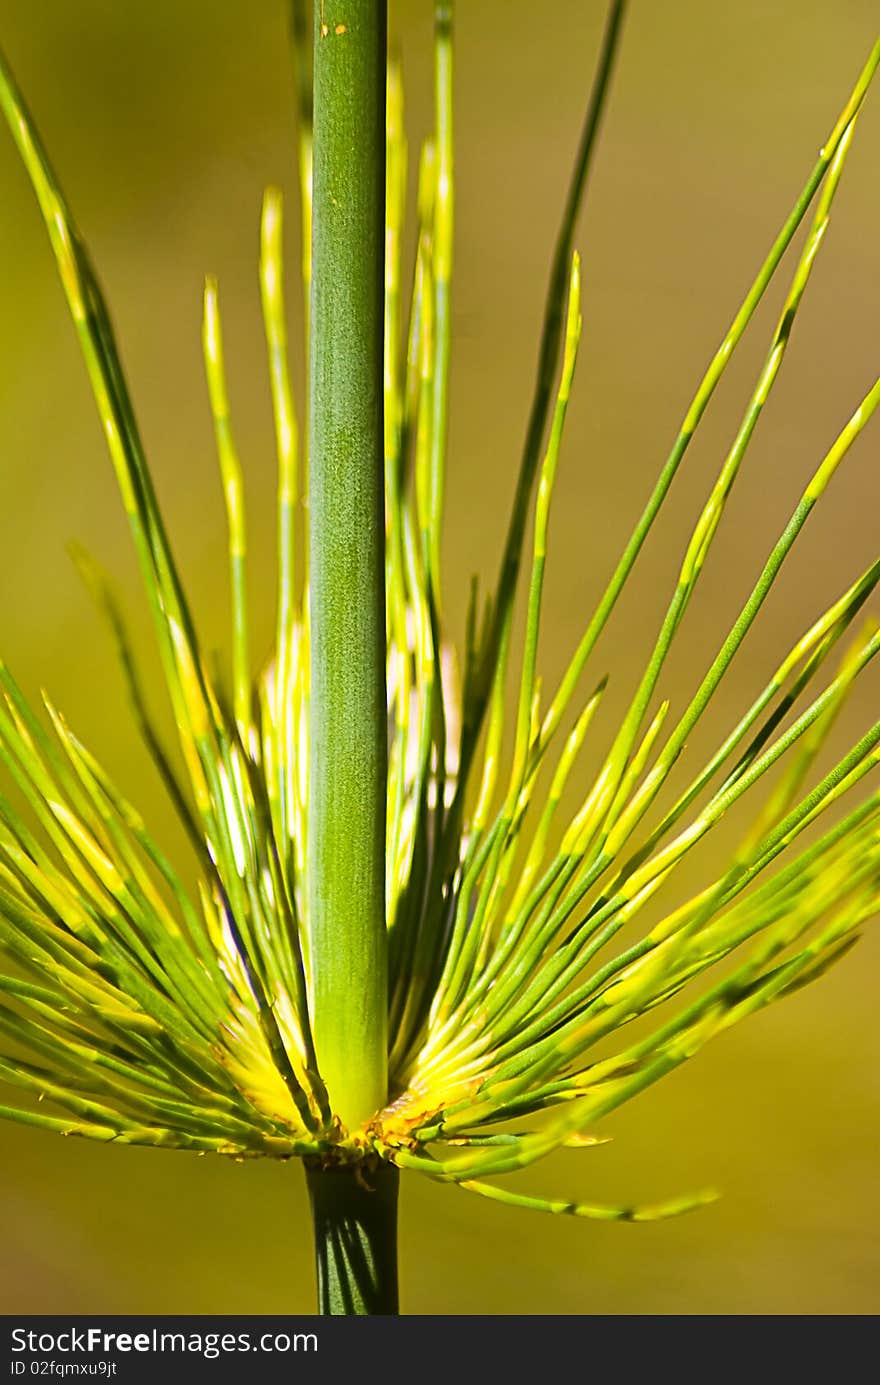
1, 0, 878, 1313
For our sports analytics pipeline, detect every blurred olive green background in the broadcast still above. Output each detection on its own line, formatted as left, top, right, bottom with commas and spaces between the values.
1, 0, 879, 1314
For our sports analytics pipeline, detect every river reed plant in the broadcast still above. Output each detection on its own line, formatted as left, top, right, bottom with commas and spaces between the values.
0, 0, 878, 1314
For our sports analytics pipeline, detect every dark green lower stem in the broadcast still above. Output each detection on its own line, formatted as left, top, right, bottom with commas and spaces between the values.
305, 1162, 399, 1315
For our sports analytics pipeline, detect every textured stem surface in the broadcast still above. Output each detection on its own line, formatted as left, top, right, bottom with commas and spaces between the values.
306, 1163, 400, 1315
307, 2, 388, 1129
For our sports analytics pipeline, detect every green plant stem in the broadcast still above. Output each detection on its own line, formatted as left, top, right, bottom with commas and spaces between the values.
307, 1, 388, 1131
305, 1162, 400, 1314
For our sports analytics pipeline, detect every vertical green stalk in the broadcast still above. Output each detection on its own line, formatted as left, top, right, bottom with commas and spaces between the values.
307, 2, 388, 1130
306, 1162, 399, 1314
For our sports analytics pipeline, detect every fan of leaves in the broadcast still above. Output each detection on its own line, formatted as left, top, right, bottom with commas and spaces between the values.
0, 7, 878, 1224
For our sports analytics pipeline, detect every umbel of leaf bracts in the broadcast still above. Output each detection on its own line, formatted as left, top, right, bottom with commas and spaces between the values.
0, 18, 879, 1227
